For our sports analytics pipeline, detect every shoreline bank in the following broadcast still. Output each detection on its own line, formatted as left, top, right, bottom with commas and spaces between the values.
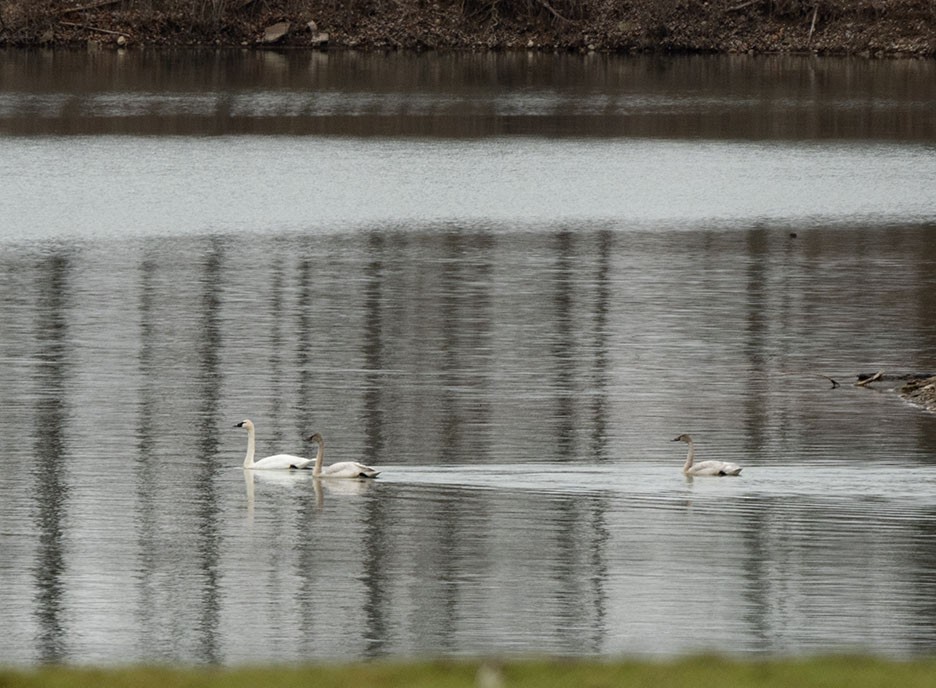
901, 376, 936, 412
1, 1, 934, 57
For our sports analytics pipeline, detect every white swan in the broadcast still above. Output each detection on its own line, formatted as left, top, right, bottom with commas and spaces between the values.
673, 433, 742, 476
235, 419, 314, 470
306, 432, 379, 479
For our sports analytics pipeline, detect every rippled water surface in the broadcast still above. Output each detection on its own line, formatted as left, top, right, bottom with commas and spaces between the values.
1, 49, 936, 667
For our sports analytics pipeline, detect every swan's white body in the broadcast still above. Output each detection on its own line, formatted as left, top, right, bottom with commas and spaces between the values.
236, 420, 313, 470
306, 432, 379, 479
673, 433, 742, 476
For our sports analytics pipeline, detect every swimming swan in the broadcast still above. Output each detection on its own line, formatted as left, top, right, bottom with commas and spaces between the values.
305, 432, 380, 479
673, 434, 742, 476
235, 419, 314, 470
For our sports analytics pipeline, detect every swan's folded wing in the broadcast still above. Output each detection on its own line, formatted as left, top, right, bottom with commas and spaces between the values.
252, 453, 314, 470
695, 460, 743, 476
688, 460, 719, 476
321, 461, 380, 478
689, 460, 743, 476
354, 463, 380, 478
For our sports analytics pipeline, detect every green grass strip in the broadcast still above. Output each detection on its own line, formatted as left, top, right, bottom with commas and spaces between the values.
3, 657, 936, 688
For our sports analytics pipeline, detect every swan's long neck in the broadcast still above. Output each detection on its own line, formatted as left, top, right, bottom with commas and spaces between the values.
311, 438, 325, 477
243, 426, 256, 469
683, 440, 695, 473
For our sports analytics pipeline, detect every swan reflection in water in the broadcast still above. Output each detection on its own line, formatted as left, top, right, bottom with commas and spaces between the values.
243, 469, 319, 518
243, 468, 375, 515
672, 433, 742, 476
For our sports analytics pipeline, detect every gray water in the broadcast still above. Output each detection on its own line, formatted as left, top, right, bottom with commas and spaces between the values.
1, 49, 936, 667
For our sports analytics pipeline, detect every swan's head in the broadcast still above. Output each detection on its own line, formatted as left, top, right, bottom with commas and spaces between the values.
305, 432, 324, 444
672, 433, 693, 443
235, 419, 254, 431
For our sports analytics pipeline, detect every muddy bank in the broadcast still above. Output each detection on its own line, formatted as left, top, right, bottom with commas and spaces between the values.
1, 0, 935, 56
900, 376, 936, 412
854, 372, 936, 413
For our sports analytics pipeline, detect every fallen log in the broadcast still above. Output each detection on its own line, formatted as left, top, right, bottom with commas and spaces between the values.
59, 21, 129, 39
807, 5, 819, 46
855, 370, 884, 387
725, 0, 761, 13
855, 371, 935, 384
58, 0, 125, 15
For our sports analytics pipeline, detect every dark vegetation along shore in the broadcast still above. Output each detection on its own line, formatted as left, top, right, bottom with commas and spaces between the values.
1, 0, 935, 55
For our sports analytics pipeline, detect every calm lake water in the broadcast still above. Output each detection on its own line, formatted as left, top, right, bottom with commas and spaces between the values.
1, 49, 936, 667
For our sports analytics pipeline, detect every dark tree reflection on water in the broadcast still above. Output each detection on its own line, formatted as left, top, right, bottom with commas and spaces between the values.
32, 252, 72, 664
